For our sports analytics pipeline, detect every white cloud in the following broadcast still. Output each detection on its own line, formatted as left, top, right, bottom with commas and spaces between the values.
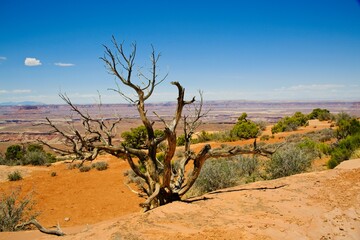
13, 89, 32, 94
54, 62, 75, 67
0, 89, 32, 94
25, 57, 42, 66
0, 56, 6, 60
278, 84, 345, 91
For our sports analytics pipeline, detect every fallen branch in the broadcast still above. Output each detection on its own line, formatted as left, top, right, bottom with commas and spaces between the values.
16, 219, 66, 236
209, 184, 288, 195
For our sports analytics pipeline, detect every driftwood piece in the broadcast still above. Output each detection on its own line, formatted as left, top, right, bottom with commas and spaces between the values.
16, 219, 66, 236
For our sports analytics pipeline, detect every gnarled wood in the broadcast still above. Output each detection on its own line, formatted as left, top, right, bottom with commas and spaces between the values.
41, 37, 275, 211
16, 219, 65, 236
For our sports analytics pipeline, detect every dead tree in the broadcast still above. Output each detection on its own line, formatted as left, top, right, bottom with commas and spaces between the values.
42, 37, 274, 211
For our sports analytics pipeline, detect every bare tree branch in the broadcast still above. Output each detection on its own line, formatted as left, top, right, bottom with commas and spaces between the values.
16, 219, 65, 236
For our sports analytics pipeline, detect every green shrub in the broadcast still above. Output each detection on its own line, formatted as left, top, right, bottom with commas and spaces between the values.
230, 113, 259, 140
328, 133, 360, 168
91, 161, 108, 171
335, 114, 360, 140
2, 144, 56, 166
121, 126, 164, 148
5, 145, 24, 162
0, 189, 38, 232
27, 143, 44, 152
255, 121, 267, 131
308, 108, 332, 121
266, 144, 313, 179
8, 171, 23, 181
176, 134, 186, 146
196, 130, 213, 143
350, 149, 360, 159
327, 158, 339, 169
186, 156, 260, 197
0, 154, 6, 165
22, 151, 47, 166
79, 165, 91, 172
67, 163, 81, 170
188, 158, 242, 196
260, 135, 270, 141
271, 112, 309, 134
237, 156, 259, 176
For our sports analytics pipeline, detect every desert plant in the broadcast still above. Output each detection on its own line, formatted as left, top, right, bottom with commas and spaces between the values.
67, 162, 81, 170
271, 112, 309, 134
0, 154, 6, 165
176, 134, 186, 146
79, 165, 91, 172
50, 172, 57, 177
266, 143, 313, 179
27, 143, 44, 153
40, 37, 271, 211
91, 161, 108, 171
0, 189, 39, 232
5, 145, 24, 163
238, 156, 259, 176
308, 108, 332, 121
335, 113, 360, 140
121, 126, 164, 149
23, 151, 47, 166
230, 113, 260, 140
260, 134, 270, 141
326, 158, 339, 169
195, 130, 213, 143
255, 120, 267, 131
2, 144, 56, 166
187, 158, 243, 197
328, 132, 360, 168
8, 171, 23, 181
186, 155, 261, 197
350, 149, 360, 159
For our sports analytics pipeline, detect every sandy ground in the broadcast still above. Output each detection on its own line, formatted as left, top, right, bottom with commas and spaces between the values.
1, 159, 359, 240
0, 156, 143, 229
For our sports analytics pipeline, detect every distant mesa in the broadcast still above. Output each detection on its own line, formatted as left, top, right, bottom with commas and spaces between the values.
0, 101, 45, 106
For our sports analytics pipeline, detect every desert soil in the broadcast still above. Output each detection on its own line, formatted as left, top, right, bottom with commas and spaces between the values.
2, 159, 359, 240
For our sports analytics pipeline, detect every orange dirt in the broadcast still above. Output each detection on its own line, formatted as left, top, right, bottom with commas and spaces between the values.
2, 159, 359, 240
0, 155, 142, 228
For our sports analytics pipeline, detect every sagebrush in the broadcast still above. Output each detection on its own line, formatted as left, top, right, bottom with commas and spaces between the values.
0, 189, 39, 232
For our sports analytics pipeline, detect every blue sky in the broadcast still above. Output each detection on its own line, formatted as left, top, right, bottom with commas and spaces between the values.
1, 0, 360, 104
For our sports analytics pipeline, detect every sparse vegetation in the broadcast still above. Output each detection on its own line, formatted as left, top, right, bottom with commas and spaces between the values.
265, 143, 314, 179
260, 134, 270, 141
79, 165, 91, 172
8, 171, 23, 181
308, 108, 333, 121
187, 156, 261, 197
187, 158, 244, 197
121, 126, 164, 149
1, 143, 56, 166
326, 113, 360, 168
271, 112, 309, 134
91, 161, 109, 171
328, 133, 360, 168
0, 189, 38, 232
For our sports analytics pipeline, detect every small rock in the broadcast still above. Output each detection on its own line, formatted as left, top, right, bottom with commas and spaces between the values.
64, 217, 70, 222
